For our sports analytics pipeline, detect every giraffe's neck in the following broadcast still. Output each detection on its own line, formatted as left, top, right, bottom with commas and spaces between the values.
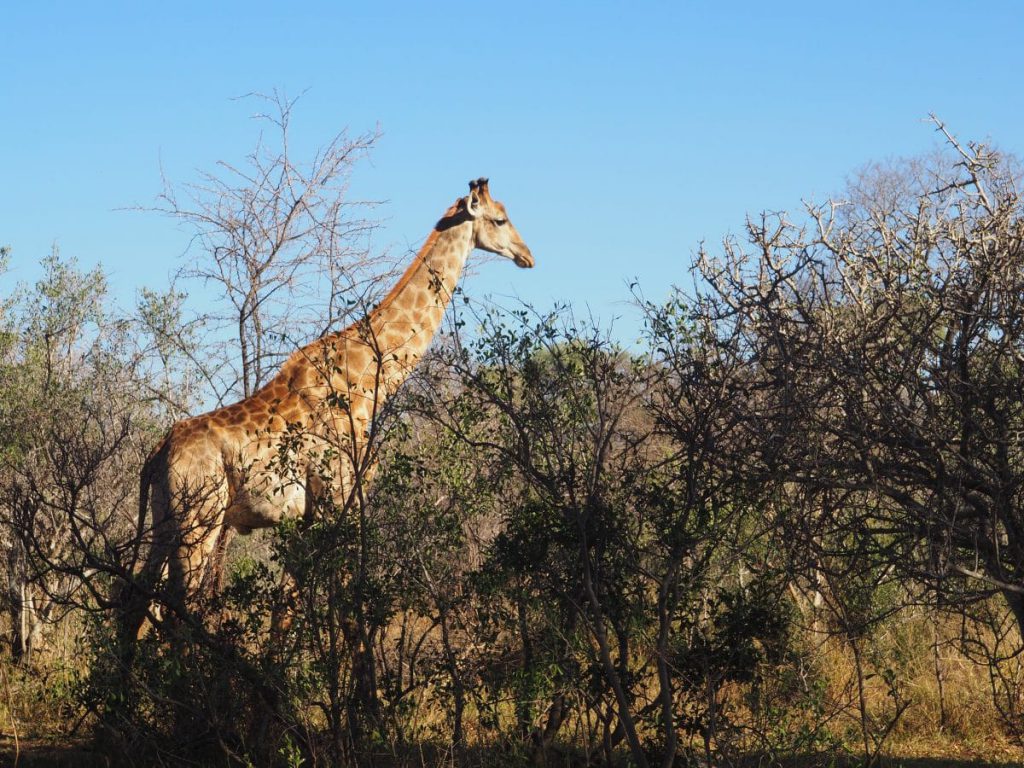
274, 210, 473, 410
363, 214, 474, 374
265, 208, 473, 426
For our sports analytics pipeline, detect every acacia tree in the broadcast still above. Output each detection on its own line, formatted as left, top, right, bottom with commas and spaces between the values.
413, 307, 654, 765
403, 300, 808, 766
693, 123, 1024, 642
639, 291, 803, 765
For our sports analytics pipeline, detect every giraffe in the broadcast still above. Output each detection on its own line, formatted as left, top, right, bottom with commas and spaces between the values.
119, 178, 533, 640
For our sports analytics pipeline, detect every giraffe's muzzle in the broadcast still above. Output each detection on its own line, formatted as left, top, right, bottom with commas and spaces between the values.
513, 245, 535, 268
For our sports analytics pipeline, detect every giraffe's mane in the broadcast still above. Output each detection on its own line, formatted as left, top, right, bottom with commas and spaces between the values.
369, 199, 465, 317
272, 200, 466, 384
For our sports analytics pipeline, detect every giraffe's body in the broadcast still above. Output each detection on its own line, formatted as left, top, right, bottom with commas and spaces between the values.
122, 179, 532, 635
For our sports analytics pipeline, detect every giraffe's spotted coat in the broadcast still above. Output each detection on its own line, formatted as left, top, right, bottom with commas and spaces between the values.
120, 179, 534, 641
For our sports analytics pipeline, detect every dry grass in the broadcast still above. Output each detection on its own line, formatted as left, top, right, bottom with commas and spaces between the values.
4, 603, 1024, 766
805, 607, 1024, 764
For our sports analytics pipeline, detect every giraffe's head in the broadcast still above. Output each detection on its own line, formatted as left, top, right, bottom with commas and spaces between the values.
458, 178, 534, 268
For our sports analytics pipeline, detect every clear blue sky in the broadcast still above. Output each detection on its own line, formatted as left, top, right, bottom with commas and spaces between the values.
4, 2, 1024, 338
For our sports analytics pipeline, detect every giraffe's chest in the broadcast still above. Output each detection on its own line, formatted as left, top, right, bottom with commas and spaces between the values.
216, 414, 360, 532
222, 442, 310, 531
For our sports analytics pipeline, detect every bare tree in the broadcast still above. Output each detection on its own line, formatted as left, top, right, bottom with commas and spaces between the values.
150, 91, 383, 403
693, 121, 1024, 645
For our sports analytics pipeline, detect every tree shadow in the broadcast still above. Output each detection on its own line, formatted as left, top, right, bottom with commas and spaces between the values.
0, 737, 107, 768
3, 738, 1020, 768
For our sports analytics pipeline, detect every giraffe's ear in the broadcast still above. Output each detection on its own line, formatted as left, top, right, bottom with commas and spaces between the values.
463, 191, 482, 218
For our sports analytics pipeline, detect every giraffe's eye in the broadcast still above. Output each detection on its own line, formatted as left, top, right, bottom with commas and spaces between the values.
494, 218, 508, 226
